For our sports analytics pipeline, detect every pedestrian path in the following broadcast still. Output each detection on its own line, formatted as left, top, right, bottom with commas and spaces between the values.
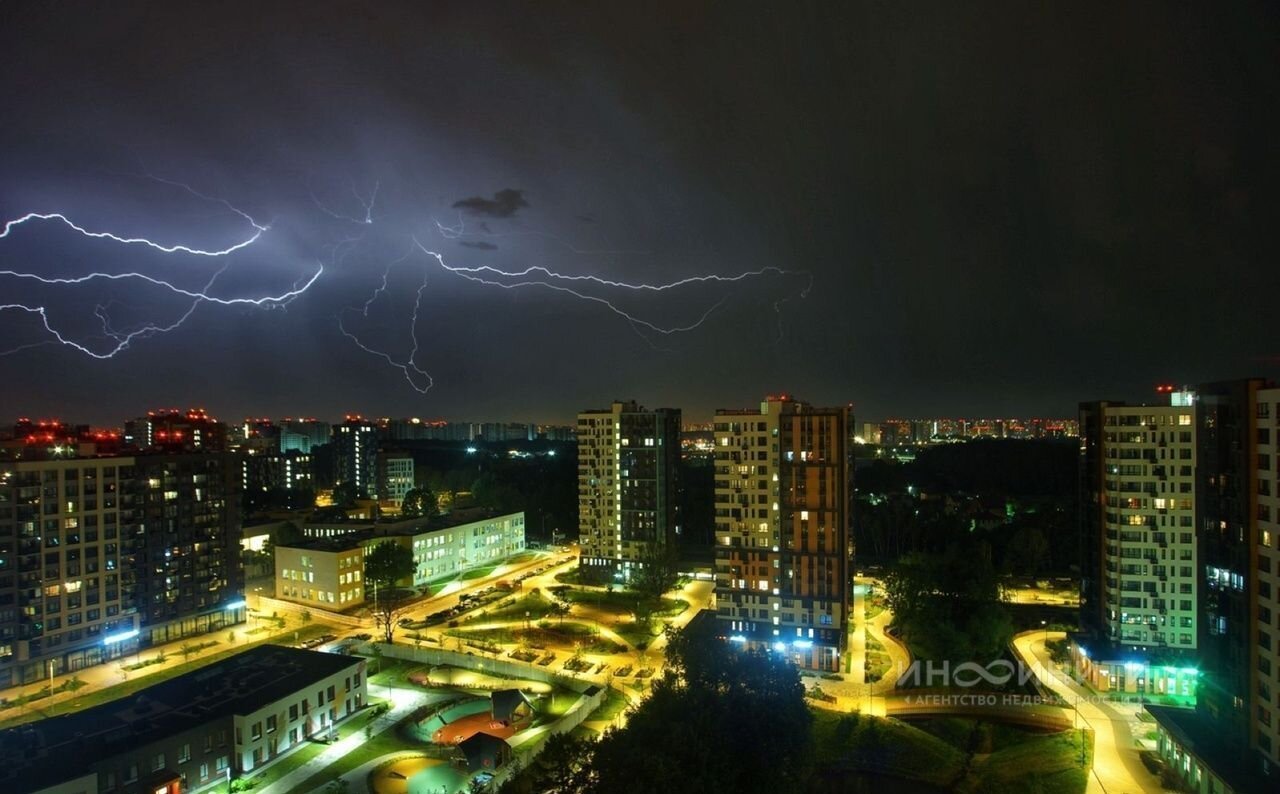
1012, 632, 1161, 794
258, 686, 438, 794
0, 617, 323, 727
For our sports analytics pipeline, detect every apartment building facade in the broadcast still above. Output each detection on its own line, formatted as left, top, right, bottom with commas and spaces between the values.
577, 401, 681, 581
713, 396, 852, 671
332, 417, 377, 498
0, 450, 244, 687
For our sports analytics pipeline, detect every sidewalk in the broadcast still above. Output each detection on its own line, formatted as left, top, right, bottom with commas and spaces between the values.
1012, 631, 1162, 794
0, 614, 328, 728
258, 685, 438, 794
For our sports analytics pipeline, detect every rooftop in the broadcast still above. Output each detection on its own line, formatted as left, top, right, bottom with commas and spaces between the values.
0, 645, 361, 792
1146, 705, 1272, 794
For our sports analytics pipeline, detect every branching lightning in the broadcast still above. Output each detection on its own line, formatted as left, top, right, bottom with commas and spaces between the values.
0, 211, 264, 257
338, 244, 435, 393
0, 179, 324, 358
312, 180, 379, 226
1, 173, 811, 392
412, 236, 809, 338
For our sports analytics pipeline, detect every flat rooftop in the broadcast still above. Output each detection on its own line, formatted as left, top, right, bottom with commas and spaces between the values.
0, 645, 361, 792
1146, 705, 1271, 793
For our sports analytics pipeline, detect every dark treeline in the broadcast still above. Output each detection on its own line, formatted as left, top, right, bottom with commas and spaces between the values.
854, 439, 1078, 576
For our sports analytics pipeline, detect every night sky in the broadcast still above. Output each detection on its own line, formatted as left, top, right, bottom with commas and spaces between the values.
2, 2, 1277, 425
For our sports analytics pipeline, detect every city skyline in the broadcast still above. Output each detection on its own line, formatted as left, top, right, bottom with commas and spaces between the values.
2, 4, 1276, 423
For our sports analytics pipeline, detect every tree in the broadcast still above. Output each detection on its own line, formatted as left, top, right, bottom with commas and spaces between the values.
883, 543, 1012, 662
630, 544, 680, 604
400, 486, 438, 519
365, 541, 415, 643
498, 733, 592, 794
332, 481, 359, 509
585, 619, 813, 793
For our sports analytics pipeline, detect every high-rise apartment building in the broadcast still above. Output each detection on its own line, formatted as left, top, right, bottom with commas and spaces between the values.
1072, 379, 1280, 793
1146, 380, 1279, 793
1078, 393, 1199, 665
279, 418, 331, 454
1257, 386, 1280, 775
713, 396, 852, 671
577, 401, 680, 581
1249, 386, 1280, 773
124, 408, 228, 452
0, 449, 244, 687
333, 416, 377, 498
377, 451, 415, 507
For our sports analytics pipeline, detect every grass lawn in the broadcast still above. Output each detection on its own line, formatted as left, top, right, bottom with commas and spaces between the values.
460, 562, 501, 581
615, 622, 661, 648
587, 687, 631, 722
282, 714, 429, 794
463, 591, 555, 623
560, 588, 687, 618
957, 728, 1091, 794
865, 601, 885, 620
446, 622, 622, 655
366, 657, 431, 689
0, 623, 334, 730
245, 707, 383, 790
811, 710, 966, 787
537, 690, 586, 717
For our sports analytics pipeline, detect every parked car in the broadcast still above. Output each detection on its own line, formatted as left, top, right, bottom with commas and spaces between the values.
353, 633, 372, 641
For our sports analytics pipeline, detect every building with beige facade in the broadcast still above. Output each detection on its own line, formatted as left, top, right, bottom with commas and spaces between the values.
275, 510, 525, 605
275, 539, 365, 609
713, 395, 852, 671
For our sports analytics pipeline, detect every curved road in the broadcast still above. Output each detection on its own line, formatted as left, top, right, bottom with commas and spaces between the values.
1011, 631, 1162, 794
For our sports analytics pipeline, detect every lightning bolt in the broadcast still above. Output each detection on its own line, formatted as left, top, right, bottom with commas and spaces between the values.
0, 265, 322, 306
337, 244, 434, 393
311, 180, 379, 226
1, 172, 811, 391
412, 236, 809, 338
0, 179, 322, 359
0, 211, 264, 257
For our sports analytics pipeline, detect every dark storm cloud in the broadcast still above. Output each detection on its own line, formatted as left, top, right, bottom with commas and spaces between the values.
458, 240, 499, 250
452, 188, 529, 218
0, 2, 1276, 425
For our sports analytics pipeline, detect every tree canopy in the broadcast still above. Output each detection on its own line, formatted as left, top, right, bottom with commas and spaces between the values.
332, 481, 359, 509
399, 486, 437, 518
883, 542, 1013, 662
364, 541, 414, 592
364, 541, 415, 642
500, 619, 814, 794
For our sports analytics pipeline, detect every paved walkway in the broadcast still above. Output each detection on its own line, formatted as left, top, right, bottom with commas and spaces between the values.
257, 685, 439, 794
0, 616, 318, 725
1011, 631, 1163, 794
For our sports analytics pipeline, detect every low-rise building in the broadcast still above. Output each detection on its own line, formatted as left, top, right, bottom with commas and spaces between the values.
1, 645, 367, 794
275, 539, 366, 609
274, 510, 525, 605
